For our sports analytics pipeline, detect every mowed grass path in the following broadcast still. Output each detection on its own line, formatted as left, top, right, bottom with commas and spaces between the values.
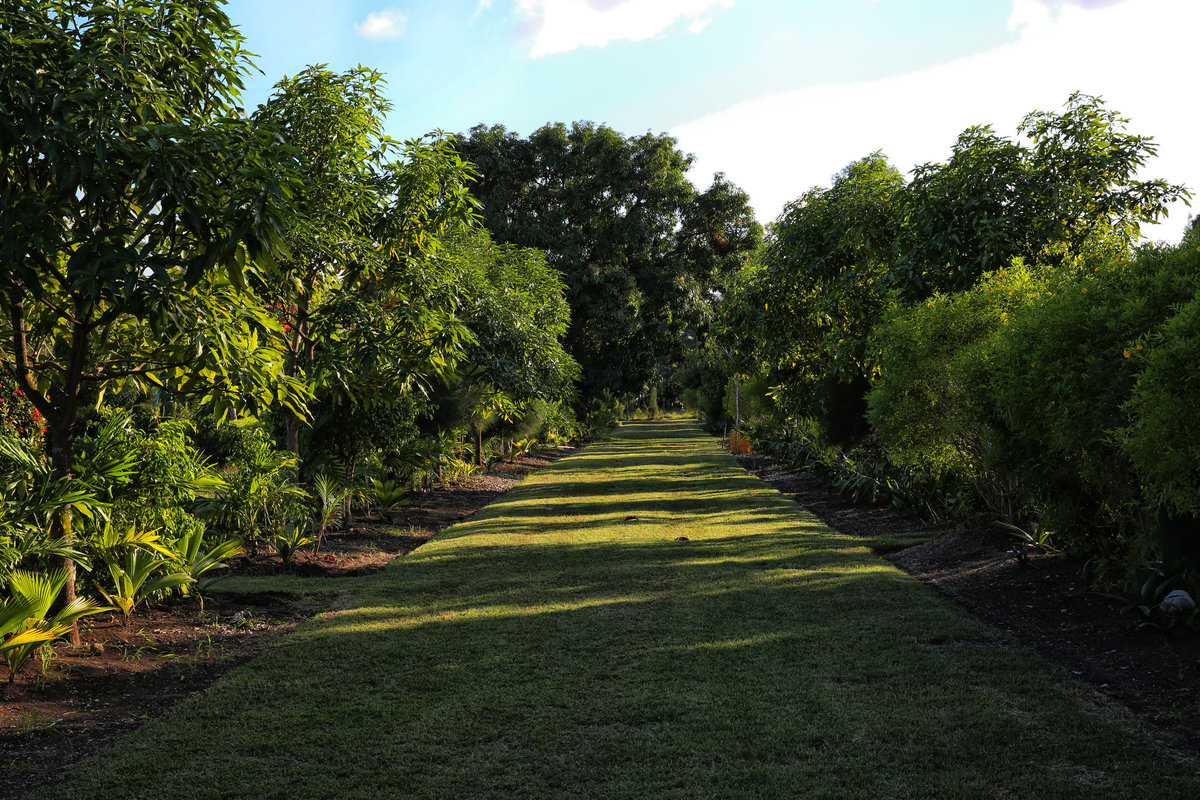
42, 420, 1199, 799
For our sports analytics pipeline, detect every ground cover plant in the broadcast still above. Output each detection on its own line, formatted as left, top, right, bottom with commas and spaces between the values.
36, 421, 1200, 799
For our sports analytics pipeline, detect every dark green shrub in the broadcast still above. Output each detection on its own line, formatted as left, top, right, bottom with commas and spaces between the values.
1119, 247, 1200, 542
868, 262, 1047, 518
983, 244, 1200, 560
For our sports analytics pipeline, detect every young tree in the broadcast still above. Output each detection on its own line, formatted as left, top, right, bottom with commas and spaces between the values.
1, 0, 298, 622
434, 227, 578, 463
250, 67, 479, 460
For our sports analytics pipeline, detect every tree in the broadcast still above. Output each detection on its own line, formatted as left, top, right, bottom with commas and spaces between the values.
250, 67, 479, 460
433, 227, 578, 463
737, 153, 904, 443
895, 93, 1189, 300
456, 122, 760, 404
1, 0, 298, 622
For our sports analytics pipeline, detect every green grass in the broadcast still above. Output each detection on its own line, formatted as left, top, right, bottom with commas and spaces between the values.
38, 420, 1200, 799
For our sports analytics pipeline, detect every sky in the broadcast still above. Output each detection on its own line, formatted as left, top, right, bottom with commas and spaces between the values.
225, 0, 1199, 243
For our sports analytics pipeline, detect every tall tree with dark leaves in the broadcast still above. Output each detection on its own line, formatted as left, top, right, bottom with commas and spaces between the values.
457, 122, 759, 403
251, 67, 479, 462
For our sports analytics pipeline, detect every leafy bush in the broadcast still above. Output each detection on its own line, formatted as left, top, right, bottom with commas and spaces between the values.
271, 523, 315, 565
207, 433, 309, 555
579, 392, 623, 436
868, 262, 1048, 518
982, 244, 1200, 560
747, 417, 944, 516
1120, 281, 1200, 515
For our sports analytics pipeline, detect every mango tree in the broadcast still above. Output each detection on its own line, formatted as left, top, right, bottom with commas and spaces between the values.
456, 123, 759, 405
250, 67, 479, 463
433, 227, 578, 465
0, 0, 299, 632
895, 93, 1188, 300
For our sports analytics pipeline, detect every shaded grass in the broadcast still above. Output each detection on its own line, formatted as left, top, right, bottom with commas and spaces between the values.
208, 574, 346, 596
39, 420, 1200, 799
867, 529, 948, 554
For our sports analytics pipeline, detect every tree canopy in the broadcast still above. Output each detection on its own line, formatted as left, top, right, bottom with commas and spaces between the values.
249, 66, 480, 459
1, 0, 300, 616
455, 121, 760, 403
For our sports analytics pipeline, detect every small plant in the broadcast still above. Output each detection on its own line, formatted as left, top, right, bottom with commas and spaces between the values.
1000, 521, 1058, 565
509, 438, 538, 461
272, 522, 315, 565
443, 458, 479, 487
1093, 561, 1198, 632
1, 569, 110, 681
365, 478, 409, 523
36, 642, 54, 676
310, 473, 352, 552
121, 644, 157, 662
96, 547, 194, 622
14, 709, 48, 735
163, 522, 243, 612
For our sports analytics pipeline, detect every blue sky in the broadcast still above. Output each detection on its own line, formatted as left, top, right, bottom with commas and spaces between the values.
225, 0, 1198, 241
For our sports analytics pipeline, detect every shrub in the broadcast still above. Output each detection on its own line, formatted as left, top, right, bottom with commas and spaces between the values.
868, 262, 1047, 518
1120, 253, 1200, 525
983, 243, 1200, 560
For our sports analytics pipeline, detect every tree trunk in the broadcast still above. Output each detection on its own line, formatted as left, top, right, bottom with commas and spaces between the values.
734, 374, 742, 430
286, 412, 301, 457
283, 303, 313, 465
47, 422, 80, 646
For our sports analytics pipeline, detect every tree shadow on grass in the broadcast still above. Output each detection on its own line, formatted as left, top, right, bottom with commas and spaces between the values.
39, 419, 1200, 800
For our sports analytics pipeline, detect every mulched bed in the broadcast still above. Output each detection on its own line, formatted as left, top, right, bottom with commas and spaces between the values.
0, 447, 574, 799
735, 450, 1200, 755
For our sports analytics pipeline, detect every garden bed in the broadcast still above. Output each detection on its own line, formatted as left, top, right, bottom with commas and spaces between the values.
734, 450, 1200, 755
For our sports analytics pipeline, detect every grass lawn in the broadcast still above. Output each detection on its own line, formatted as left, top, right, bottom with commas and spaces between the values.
39, 420, 1200, 799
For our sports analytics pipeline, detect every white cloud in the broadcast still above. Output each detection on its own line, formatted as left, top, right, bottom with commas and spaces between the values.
518, 0, 735, 58
355, 9, 408, 40
688, 16, 712, 34
470, 0, 495, 23
673, 0, 1199, 243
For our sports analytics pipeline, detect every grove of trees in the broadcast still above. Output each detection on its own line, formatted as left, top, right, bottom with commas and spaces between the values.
0, 0, 591, 665
684, 92, 1200, 612
4, 0, 1196, 681
455, 122, 761, 417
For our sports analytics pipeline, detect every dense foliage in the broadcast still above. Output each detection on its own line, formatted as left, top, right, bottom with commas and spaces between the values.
455, 122, 761, 406
0, 1, 583, 671
709, 93, 1197, 601
3, 0, 1194, 675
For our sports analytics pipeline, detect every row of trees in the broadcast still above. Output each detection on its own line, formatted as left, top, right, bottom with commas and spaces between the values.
1, 0, 765, 674
456, 122, 762, 412
685, 93, 1198, 595
1, 0, 582, 664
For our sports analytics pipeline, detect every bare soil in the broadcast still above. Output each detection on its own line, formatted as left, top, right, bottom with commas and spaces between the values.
0, 448, 573, 799
734, 450, 1200, 755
